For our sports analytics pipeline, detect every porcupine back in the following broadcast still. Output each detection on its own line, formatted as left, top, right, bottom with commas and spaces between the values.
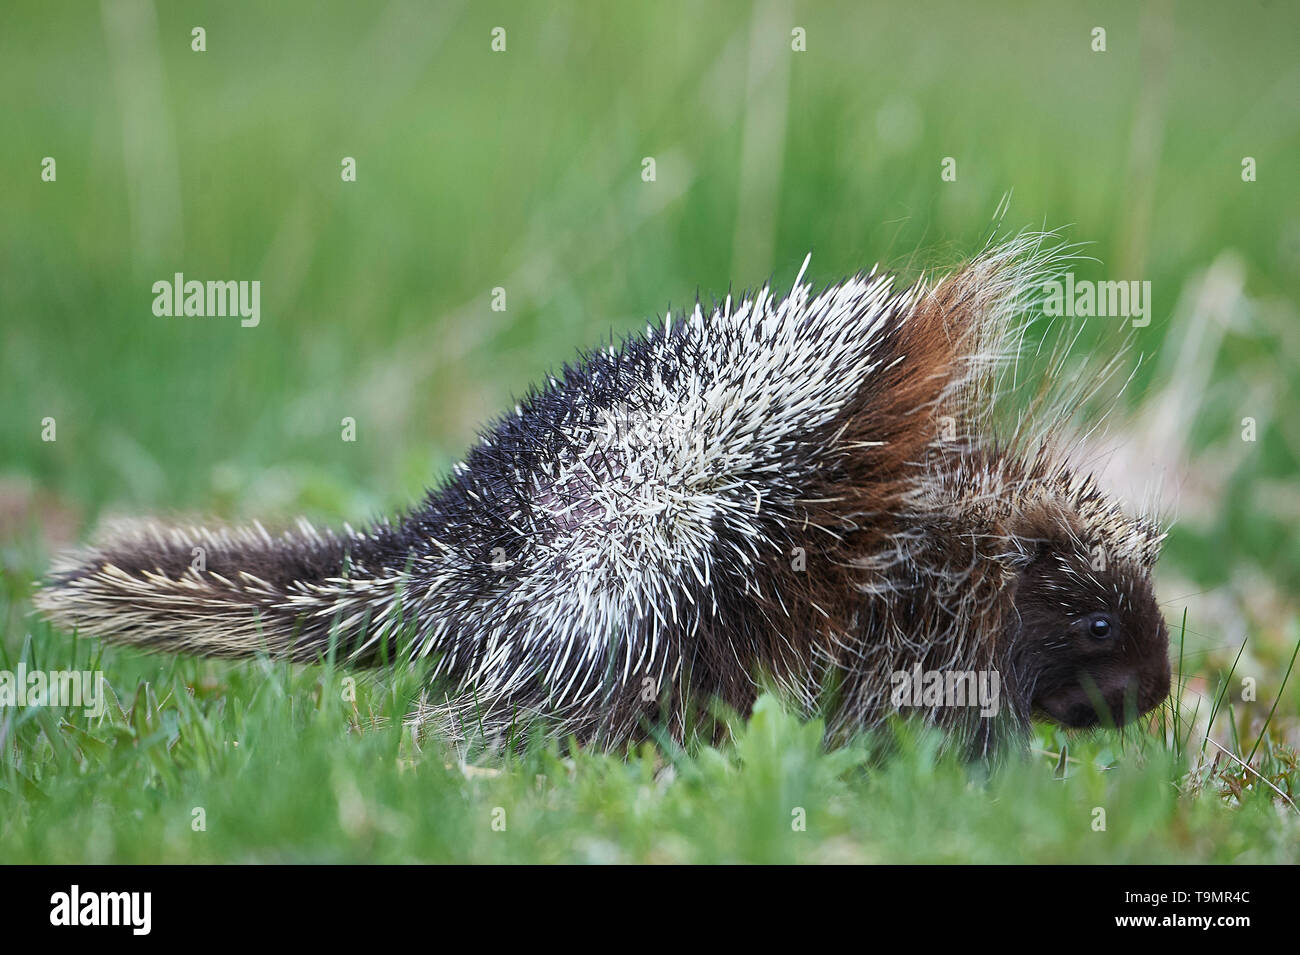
35, 234, 1070, 747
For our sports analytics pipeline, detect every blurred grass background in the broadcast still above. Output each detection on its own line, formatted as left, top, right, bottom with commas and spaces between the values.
1, 0, 1298, 861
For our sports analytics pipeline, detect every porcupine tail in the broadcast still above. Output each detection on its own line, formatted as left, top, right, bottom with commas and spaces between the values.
33, 517, 412, 665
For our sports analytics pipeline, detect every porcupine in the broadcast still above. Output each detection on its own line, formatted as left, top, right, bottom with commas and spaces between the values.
33, 234, 1172, 754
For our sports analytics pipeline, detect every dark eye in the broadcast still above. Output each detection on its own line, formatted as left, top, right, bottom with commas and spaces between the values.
1087, 614, 1113, 639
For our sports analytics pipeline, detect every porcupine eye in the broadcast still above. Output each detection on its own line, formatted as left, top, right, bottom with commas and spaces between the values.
1087, 613, 1113, 639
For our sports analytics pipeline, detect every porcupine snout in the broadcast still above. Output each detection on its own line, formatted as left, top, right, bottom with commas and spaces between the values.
1038, 656, 1171, 729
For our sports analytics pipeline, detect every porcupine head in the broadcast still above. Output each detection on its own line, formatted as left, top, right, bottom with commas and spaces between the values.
32, 235, 1172, 751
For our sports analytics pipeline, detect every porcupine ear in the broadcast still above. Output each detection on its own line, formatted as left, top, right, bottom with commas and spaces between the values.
1003, 504, 1073, 568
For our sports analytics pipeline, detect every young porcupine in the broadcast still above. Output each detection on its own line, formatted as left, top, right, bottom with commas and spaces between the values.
34, 235, 1171, 754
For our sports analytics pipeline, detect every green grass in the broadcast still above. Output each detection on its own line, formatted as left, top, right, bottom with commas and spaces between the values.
0, 615, 1295, 864
2, 0, 1298, 862
1, 562, 1296, 863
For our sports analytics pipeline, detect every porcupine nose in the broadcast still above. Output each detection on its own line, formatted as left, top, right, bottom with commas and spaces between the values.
1097, 666, 1170, 726
1137, 657, 1172, 719
1043, 667, 1165, 728
1121, 619, 1173, 724
1089, 664, 1170, 726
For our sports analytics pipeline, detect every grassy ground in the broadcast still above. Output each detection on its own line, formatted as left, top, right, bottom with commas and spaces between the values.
1, 1, 1298, 862
0, 605, 1295, 863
